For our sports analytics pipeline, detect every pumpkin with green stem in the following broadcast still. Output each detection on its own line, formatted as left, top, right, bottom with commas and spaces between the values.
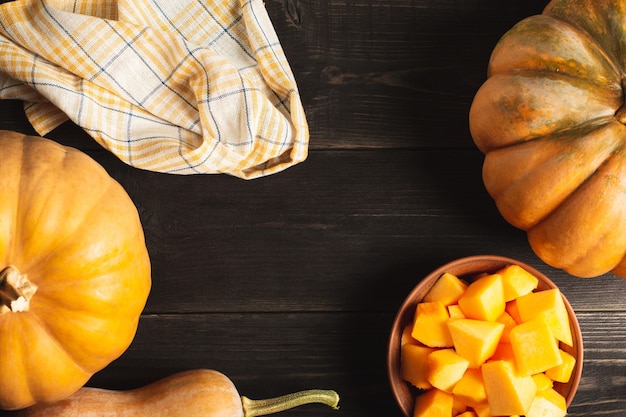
469, 0, 626, 278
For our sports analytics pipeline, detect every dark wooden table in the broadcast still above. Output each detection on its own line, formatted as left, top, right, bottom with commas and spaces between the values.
2, 1, 626, 416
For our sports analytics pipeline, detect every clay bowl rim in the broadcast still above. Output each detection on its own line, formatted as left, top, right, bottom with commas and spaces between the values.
386, 255, 583, 417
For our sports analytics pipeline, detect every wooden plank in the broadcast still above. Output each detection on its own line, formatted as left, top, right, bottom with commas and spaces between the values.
264, 0, 548, 149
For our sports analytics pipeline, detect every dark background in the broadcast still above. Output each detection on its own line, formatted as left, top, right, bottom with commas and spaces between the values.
2, 0, 626, 415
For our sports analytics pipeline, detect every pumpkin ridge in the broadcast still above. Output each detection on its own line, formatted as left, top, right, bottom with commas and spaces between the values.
528, 153, 626, 277
541, 13, 624, 79
544, 0, 626, 74
27, 152, 118, 274
489, 14, 622, 87
25, 308, 96, 376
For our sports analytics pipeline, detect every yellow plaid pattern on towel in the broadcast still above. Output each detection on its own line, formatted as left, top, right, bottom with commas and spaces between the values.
0, 0, 308, 178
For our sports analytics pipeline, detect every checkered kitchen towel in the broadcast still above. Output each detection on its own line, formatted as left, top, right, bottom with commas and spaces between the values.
0, 0, 308, 178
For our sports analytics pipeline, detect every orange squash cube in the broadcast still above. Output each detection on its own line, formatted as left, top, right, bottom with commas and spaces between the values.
411, 301, 454, 348
491, 341, 516, 363
532, 373, 554, 392
496, 310, 517, 343
423, 272, 468, 306
481, 360, 537, 416
452, 368, 487, 407
516, 288, 573, 347
510, 317, 563, 376
413, 388, 454, 417
472, 403, 493, 417
401, 343, 434, 390
401, 324, 418, 346
452, 397, 468, 415
458, 273, 505, 322
457, 411, 478, 417
546, 348, 577, 383
447, 318, 504, 368
496, 264, 539, 301
526, 388, 567, 417
447, 304, 465, 319
505, 299, 522, 324
426, 348, 470, 392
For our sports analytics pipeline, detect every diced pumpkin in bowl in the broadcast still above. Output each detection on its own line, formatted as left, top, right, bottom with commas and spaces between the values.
546, 349, 577, 383
411, 301, 453, 348
516, 288, 573, 347
423, 272, 468, 306
458, 273, 505, 322
496, 264, 539, 301
401, 343, 434, 390
413, 388, 454, 417
426, 348, 469, 392
526, 388, 567, 417
396, 262, 580, 417
510, 316, 563, 376
447, 319, 504, 368
481, 360, 537, 416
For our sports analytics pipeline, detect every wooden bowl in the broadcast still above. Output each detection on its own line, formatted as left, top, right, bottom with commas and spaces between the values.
387, 255, 583, 417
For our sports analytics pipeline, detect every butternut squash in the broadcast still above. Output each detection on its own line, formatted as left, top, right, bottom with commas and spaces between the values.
10, 369, 340, 417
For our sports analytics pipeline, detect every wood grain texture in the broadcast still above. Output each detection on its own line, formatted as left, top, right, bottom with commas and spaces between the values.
2, 0, 625, 416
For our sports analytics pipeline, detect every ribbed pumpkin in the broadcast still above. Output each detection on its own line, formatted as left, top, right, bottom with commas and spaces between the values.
0, 130, 151, 410
469, 0, 626, 278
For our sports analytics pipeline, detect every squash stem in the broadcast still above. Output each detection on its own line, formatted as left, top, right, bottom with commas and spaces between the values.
241, 389, 340, 416
0, 265, 37, 314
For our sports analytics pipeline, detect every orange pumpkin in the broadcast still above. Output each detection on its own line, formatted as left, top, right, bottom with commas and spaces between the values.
469, 0, 626, 278
0, 130, 151, 410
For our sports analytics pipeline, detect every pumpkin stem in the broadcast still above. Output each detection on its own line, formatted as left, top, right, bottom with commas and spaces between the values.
241, 389, 340, 416
0, 265, 37, 314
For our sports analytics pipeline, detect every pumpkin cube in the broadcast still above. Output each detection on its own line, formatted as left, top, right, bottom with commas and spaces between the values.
526, 388, 567, 417
458, 273, 505, 322
426, 348, 469, 392
452, 368, 487, 407
496, 264, 539, 301
447, 304, 465, 319
505, 299, 522, 324
481, 360, 537, 416
532, 373, 554, 392
546, 348, 577, 383
496, 310, 517, 343
413, 388, 454, 417
474, 403, 492, 417
411, 301, 453, 347
472, 403, 493, 417
401, 343, 434, 390
516, 288, 573, 347
510, 316, 563, 376
423, 272, 468, 306
401, 324, 418, 346
447, 318, 504, 368
452, 397, 468, 415
490, 341, 516, 363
